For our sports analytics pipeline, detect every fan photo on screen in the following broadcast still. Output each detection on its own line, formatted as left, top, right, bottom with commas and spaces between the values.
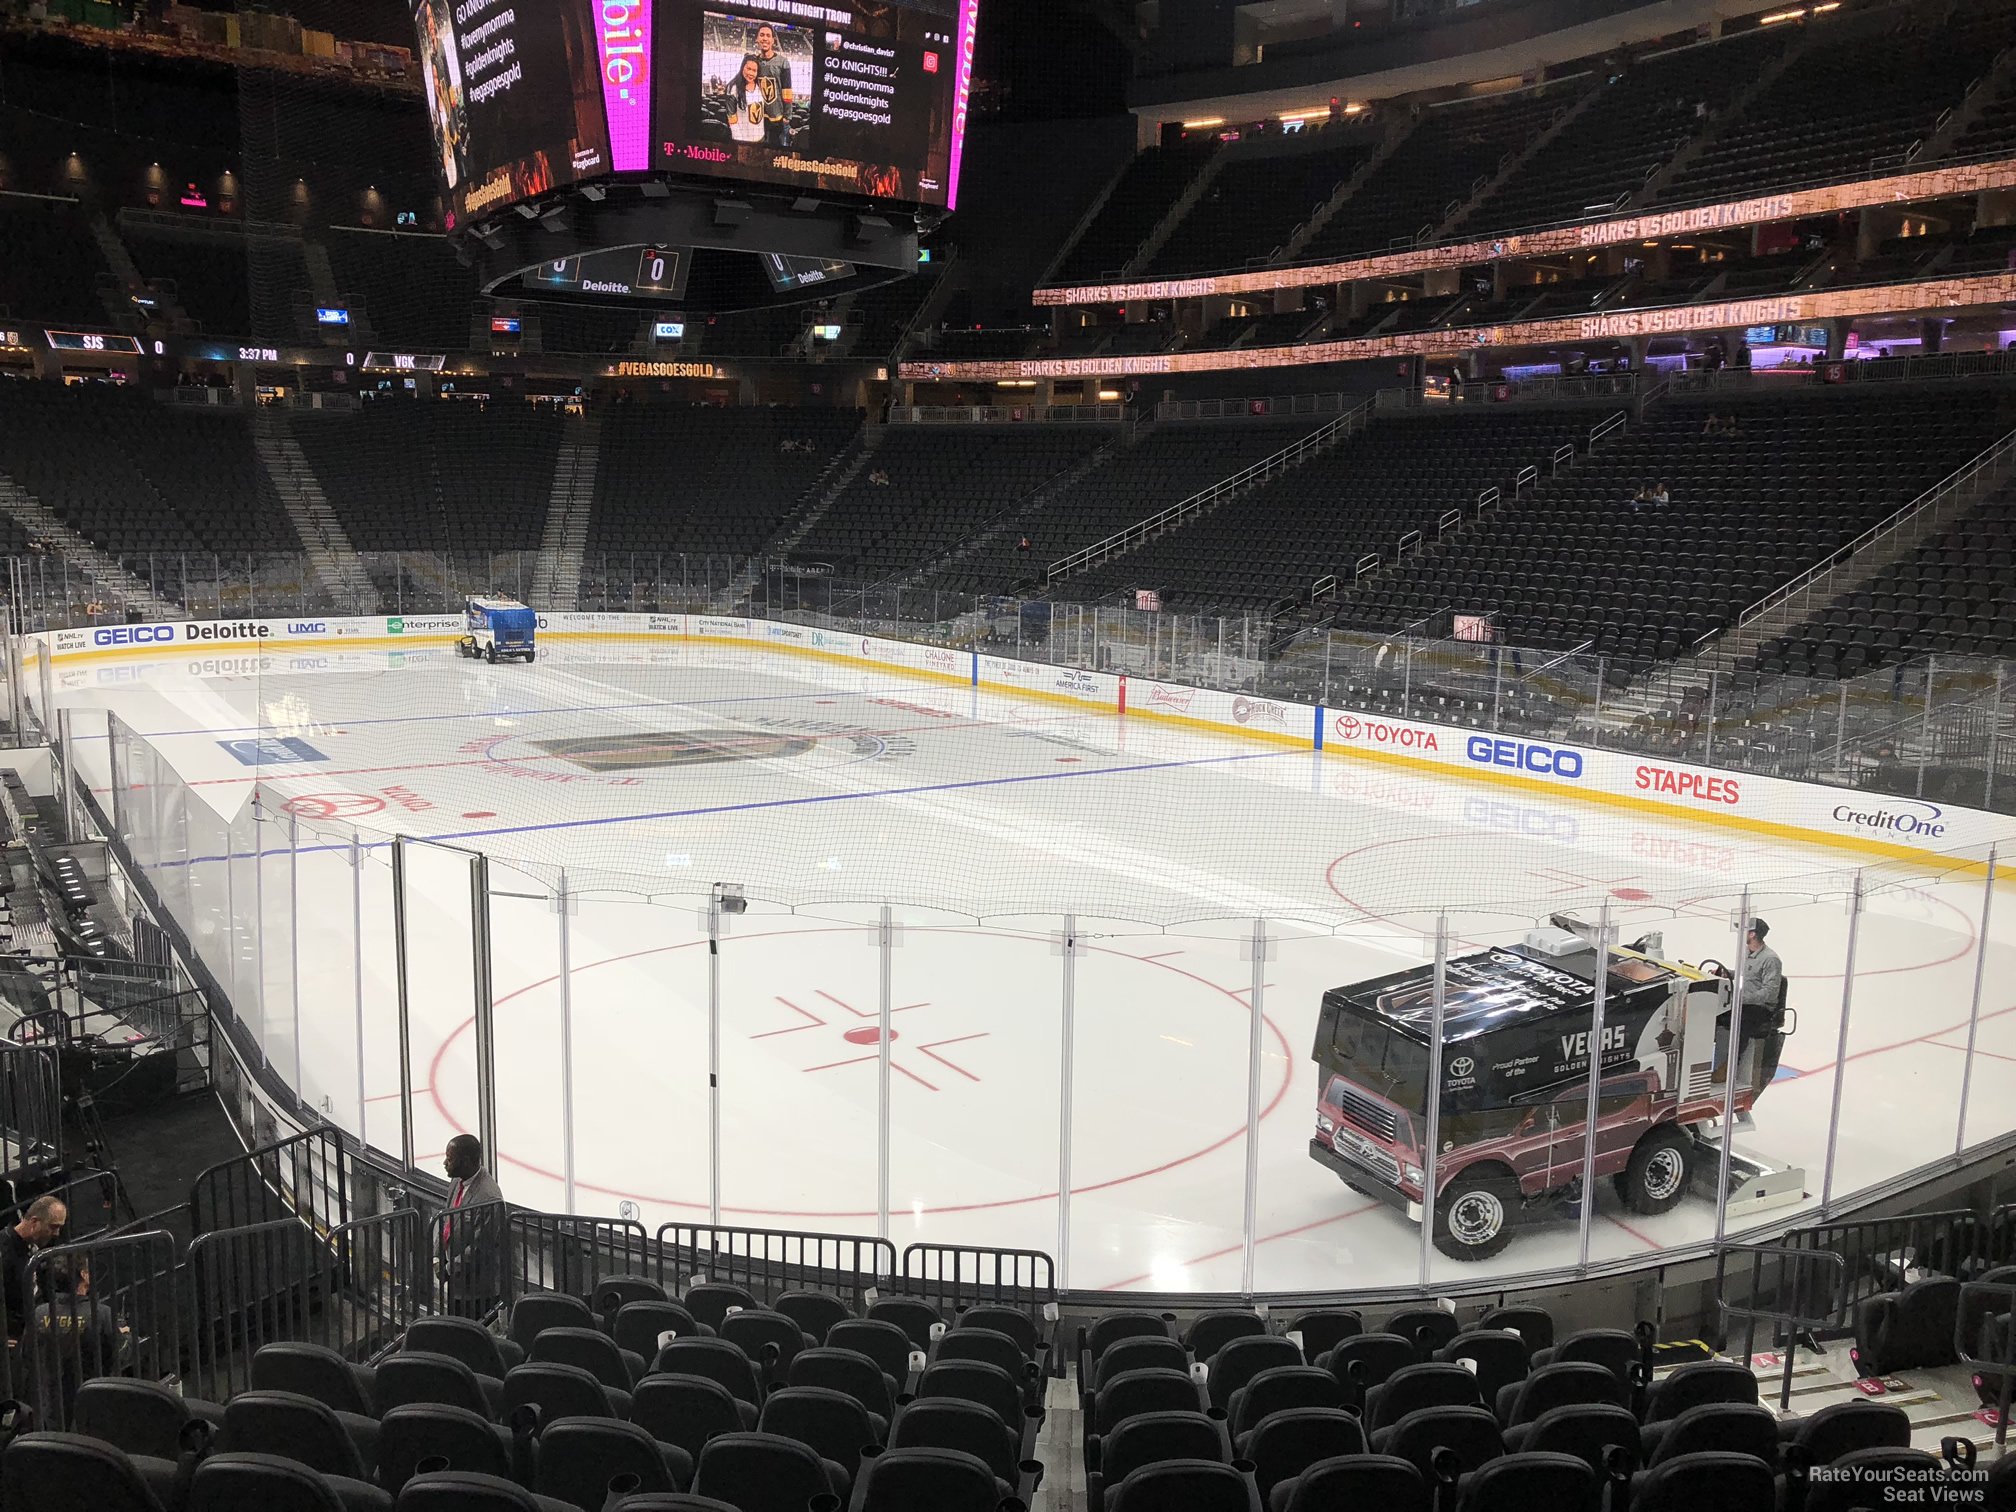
655, 0, 968, 208
700, 13, 814, 152
409, 0, 613, 226
414, 0, 466, 193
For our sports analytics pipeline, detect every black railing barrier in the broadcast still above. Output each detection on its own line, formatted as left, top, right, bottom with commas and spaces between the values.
20, 1228, 180, 1431
0, 1039, 62, 1181
189, 1125, 349, 1240
186, 1215, 328, 1403
1779, 1205, 2014, 1334
900, 1242, 1058, 1332
325, 1208, 430, 1360
655, 1224, 897, 1314
507, 1212, 653, 1306
1715, 1243, 1846, 1411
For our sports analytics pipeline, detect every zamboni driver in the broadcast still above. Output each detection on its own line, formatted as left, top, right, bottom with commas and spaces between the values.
1713, 917, 1785, 1109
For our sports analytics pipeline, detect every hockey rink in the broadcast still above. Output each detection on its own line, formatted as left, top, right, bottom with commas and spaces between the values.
44, 636, 2016, 1293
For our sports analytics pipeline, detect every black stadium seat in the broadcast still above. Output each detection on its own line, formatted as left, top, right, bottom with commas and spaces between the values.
1274, 1453, 1430, 1512
1455, 1450, 1600, 1512
689, 1432, 848, 1512
375, 1404, 523, 1495
630, 1374, 753, 1458
405, 1319, 524, 1383
2, 1430, 182, 1512
1855, 1277, 1963, 1377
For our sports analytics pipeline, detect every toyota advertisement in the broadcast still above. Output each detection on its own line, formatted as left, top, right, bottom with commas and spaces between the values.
413, 0, 979, 223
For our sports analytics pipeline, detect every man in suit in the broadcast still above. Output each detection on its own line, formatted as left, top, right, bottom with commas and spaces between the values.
441, 1135, 505, 1318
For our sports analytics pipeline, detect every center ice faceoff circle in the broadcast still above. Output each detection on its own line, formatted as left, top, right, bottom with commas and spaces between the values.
476, 716, 920, 782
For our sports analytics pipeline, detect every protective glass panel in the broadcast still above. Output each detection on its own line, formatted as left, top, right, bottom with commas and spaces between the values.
1957, 852, 2016, 1153
717, 895, 879, 1234
395, 838, 483, 1178
255, 794, 300, 1088
292, 810, 364, 1140
1259, 916, 1418, 1293
358, 837, 405, 1165
1056, 916, 1250, 1293
484, 858, 570, 1216
888, 906, 1059, 1272
1829, 856, 1978, 1184
227, 796, 262, 1054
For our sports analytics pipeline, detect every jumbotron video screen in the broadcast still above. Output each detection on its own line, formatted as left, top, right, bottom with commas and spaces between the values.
411, 0, 979, 229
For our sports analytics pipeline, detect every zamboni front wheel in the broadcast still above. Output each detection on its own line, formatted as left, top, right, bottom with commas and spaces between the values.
1617, 1126, 1694, 1216
484, 645, 496, 664
1433, 1169, 1521, 1261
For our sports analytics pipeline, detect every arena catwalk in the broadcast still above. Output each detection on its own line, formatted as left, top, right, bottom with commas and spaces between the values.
48, 637, 2016, 1292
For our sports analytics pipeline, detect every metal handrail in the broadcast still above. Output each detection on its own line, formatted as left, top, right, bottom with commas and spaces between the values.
1436, 508, 1462, 536
1702, 425, 2016, 652
1522, 637, 1596, 681
1514, 465, 1538, 493
1550, 443, 1576, 473
1589, 411, 1628, 448
889, 403, 1127, 425
1045, 395, 1374, 580
1154, 390, 1355, 422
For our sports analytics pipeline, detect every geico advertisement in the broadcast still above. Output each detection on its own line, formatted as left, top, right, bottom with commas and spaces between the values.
45, 616, 461, 656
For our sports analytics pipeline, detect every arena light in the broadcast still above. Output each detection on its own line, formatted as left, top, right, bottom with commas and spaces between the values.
1181, 117, 1225, 129
1759, 6, 1806, 23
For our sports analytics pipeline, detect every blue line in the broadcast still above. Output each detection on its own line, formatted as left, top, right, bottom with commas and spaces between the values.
148, 746, 1295, 868
71, 680, 944, 744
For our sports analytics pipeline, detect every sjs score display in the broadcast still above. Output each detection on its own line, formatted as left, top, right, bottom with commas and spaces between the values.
412, 0, 979, 226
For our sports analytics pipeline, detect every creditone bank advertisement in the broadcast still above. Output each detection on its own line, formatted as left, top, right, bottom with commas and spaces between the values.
652, 0, 971, 208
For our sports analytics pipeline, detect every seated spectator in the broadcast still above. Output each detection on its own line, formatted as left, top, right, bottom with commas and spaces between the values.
1703, 414, 1723, 436
1628, 482, 1655, 509
1652, 480, 1671, 506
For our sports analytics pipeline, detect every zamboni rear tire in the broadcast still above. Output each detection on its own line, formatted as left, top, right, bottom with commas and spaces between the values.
1617, 1126, 1694, 1216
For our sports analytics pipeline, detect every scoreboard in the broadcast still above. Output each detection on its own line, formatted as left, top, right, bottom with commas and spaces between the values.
412, 0, 979, 228
528, 247, 692, 301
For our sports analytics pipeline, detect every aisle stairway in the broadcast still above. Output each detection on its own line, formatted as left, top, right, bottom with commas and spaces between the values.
529, 415, 603, 610
254, 411, 379, 614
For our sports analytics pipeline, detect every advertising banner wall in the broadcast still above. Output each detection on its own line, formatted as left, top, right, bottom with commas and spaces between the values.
31, 615, 2016, 863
